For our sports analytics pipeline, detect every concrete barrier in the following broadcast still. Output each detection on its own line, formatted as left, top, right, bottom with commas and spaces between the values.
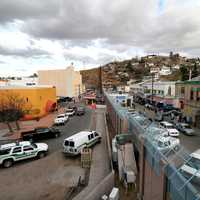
81, 171, 115, 200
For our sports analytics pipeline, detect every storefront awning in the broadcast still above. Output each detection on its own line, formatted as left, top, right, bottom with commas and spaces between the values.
192, 88, 200, 92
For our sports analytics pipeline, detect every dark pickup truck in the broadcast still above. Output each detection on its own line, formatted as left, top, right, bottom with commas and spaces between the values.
21, 127, 61, 141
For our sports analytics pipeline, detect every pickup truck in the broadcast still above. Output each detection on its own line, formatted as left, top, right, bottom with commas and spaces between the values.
21, 127, 61, 141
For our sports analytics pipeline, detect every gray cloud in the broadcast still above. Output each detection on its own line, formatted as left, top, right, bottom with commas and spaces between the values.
22, 0, 157, 41
0, 0, 199, 69
0, 0, 58, 23
0, 45, 50, 58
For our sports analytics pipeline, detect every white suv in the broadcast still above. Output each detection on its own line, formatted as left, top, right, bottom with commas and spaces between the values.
65, 108, 75, 116
0, 141, 48, 168
54, 114, 69, 125
153, 135, 180, 152
180, 149, 200, 181
160, 121, 179, 137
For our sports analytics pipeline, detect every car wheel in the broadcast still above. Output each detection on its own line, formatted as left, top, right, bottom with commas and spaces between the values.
3, 159, 13, 168
38, 152, 46, 159
54, 133, 59, 138
174, 146, 179, 151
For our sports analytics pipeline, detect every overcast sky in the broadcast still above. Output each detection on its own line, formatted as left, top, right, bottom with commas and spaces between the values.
0, 0, 200, 76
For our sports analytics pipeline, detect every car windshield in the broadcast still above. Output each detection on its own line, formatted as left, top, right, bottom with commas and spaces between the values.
0, 148, 11, 155
166, 125, 175, 129
66, 109, 73, 112
183, 124, 191, 129
31, 144, 37, 148
57, 115, 64, 118
188, 157, 200, 170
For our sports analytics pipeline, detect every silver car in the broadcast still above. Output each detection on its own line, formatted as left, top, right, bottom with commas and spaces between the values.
176, 123, 195, 136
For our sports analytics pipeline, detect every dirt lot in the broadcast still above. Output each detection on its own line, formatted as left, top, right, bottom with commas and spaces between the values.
0, 150, 85, 200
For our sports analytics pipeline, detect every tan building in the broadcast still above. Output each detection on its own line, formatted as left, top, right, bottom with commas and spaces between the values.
38, 65, 83, 97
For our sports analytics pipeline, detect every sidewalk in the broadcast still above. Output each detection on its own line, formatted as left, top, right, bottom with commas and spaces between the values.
0, 107, 67, 140
74, 107, 111, 200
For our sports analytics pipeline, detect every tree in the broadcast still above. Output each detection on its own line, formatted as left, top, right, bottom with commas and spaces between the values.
192, 63, 199, 79
180, 65, 189, 81
0, 92, 26, 132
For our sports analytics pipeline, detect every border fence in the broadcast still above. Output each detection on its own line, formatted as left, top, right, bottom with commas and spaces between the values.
104, 91, 200, 200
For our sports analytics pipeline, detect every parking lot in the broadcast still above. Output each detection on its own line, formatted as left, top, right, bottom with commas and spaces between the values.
0, 107, 93, 200
134, 102, 200, 154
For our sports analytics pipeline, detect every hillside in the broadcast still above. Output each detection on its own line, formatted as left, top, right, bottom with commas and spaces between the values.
81, 53, 200, 89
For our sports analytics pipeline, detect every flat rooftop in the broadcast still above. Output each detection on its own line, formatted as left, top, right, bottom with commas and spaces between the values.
0, 85, 55, 90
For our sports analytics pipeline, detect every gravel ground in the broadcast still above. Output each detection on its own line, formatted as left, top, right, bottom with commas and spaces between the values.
0, 107, 93, 200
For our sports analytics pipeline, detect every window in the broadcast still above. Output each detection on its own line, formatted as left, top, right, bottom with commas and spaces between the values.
23, 146, 34, 151
13, 147, 22, 153
197, 91, 200, 101
88, 134, 94, 140
69, 141, 74, 147
190, 90, 194, 100
26, 97, 29, 102
168, 86, 171, 96
181, 87, 185, 95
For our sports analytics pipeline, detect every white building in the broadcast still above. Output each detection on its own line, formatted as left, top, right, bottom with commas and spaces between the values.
142, 81, 176, 97
0, 77, 38, 86
160, 66, 171, 76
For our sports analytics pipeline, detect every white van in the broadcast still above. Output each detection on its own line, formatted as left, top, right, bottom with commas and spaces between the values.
63, 131, 101, 155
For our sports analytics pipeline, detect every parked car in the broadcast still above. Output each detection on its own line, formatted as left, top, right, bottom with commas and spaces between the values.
65, 108, 75, 116
156, 102, 164, 110
154, 113, 163, 122
54, 114, 69, 125
153, 136, 180, 152
0, 141, 48, 168
76, 107, 85, 116
180, 149, 200, 182
63, 131, 101, 155
175, 123, 195, 136
21, 127, 61, 141
160, 121, 179, 137
68, 103, 77, 112
145, 103, 154, 110
161, 104, 179, 112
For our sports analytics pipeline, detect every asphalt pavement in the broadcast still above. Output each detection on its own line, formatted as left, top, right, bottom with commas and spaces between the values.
44, 107, 92, 153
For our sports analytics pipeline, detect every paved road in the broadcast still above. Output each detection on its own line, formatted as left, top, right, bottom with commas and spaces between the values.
44, 107, 92, 153
0, 107, 93, 200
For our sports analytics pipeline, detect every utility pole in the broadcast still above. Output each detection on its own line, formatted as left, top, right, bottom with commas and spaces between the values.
99, 66, 102, 94
151, 73, 154, 104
